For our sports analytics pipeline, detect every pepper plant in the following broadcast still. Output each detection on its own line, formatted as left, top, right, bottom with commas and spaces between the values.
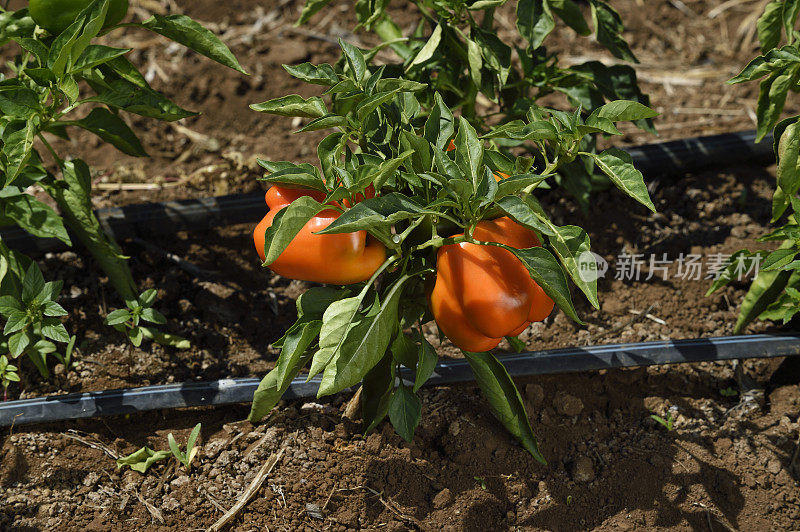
0, 1, 244, 376
296, 0, 653, 209
249, 41, 656, 461
708, 1, 800, 330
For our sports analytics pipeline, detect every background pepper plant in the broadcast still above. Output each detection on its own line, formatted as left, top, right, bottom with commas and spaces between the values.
295, 0, 654, 210
0, 0, 244, 378
708, 0, 800, 332
248, 41, 657, 462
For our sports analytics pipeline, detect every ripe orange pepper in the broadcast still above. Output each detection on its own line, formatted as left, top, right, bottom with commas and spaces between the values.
428, 217, 554, 352
446, 140, 507, 181
253, 186, 387, 284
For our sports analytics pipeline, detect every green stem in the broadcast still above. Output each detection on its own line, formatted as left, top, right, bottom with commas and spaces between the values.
358, 254, 400, 298
38, 133, 63, 166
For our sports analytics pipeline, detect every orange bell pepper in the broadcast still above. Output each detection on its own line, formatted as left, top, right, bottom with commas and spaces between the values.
253, 186, 386, 284
428, 217, 554, 352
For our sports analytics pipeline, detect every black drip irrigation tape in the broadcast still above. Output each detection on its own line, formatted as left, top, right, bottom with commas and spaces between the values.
2, 333, 799, 427
2, 129, 775, 255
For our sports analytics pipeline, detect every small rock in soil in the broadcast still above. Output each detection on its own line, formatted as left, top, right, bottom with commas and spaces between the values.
306, 503, 323, 520
570, 456, 596, 483
768, 459, 783, 474
432, 488, 454, 509
448, 421, 461, 437
554, 393, 584, 417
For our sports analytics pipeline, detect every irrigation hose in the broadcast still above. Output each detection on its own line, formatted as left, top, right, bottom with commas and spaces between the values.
1, 129, 775, 255
2, 333, 798, 427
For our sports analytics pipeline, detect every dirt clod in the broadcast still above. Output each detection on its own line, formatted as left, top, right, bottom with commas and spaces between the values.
433, 488, 454, 509
554, 393, 584, 417
571, 456, 596, 483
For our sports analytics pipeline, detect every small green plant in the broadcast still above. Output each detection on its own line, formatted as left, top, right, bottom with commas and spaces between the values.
116, 423, 201, 473
720, 386, 738, 397
474, 476, 487, 490
0, 261, 74, 378
104, 289, 188, 348
116, 446, 171, 473
168, 422, 201, 471
650, 406, 678, 432
0, 354, 20, 401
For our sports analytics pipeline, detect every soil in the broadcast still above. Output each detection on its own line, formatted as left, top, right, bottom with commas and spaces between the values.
1, 0, 800, 530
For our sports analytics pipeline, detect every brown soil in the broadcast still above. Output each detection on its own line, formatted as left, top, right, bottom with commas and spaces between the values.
1, 0, 799, 530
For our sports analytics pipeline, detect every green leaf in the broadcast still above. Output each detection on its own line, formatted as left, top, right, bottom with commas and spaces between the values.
41, 319, 70, 343
21, 262, 45, 303
139, 327, 191, 349
308, 295, 369, 378
187, 423, 201, 456
105, 308, 132, 326
296, 114, 347, 133
388, 384, 421, 442
517, 0, 555, 49
355, 90, 400, 121
258, 196, 325, 265
589, 100, 658, 123
297, 0, 335, 25
407, 23, 442, 71
0, 11, 36, 47
496, 195, 556, 236
756, 65, 800, 141
71, 108, 147, 157
3, 119, 38, 186
140, 308, 166, 324
414, 336, 438, 392
549, 0, 591, 35
463, 351, 545, 464
116, 447, 172, 474
85, 79, 197, 121
590, 0, 638, 62
0, 191, 71, 245
361, 350, 395, 433
168, 433, 184, 462
729, 46, 800, 84
141, 15, 246, 73
8, 331, 30, 358
454, 117, 484, 190
547, 225, 598, 309
339, 39, 368, 83
248, 320, 321, 422
465, 34, 483, 88
735, 268, 793, 333
317, 193, 427, 234
424, 93, 455, 150
70, 44, 131, 73
139, 288, 158, 307
318, 274, 412, 396
391, 331, 418, 369
3, 310, 28, 336
474, 27, 512, 86
758, 1, 784, 51
499, 245, 583, 323
586, 148, 655, 212
262, 166, 327, 191
250, 95, 327, 118
283, 62, 338, 85
43, 300, 68, 317
0, 85, 41, 119
784, 0, 800, 46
